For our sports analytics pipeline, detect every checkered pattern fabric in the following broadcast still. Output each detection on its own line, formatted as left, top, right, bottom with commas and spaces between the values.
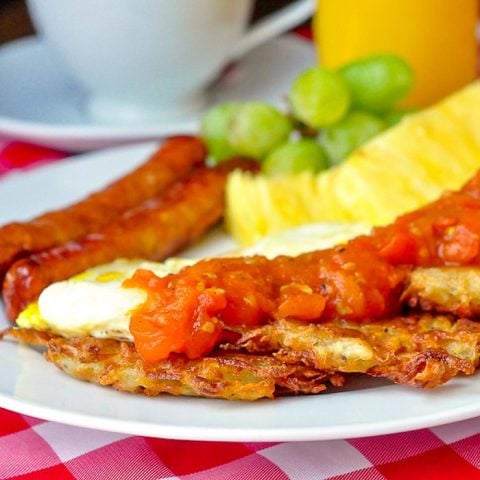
0, 408, 479, 480
1, 142, 480, 479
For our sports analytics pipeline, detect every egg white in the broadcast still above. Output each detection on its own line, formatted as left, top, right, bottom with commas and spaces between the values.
17, 258, 194, 340
17, 222, 370, 340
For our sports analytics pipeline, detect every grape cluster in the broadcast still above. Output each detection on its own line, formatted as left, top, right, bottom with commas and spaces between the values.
201, 54, 414, 175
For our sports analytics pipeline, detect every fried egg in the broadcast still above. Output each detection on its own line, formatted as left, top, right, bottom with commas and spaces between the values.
17, 222, 370, 340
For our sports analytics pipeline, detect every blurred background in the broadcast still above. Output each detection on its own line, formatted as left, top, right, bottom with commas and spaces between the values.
0, 0, 304, 46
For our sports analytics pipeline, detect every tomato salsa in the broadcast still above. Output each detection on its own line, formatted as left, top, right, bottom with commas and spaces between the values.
124, 172, 480, 363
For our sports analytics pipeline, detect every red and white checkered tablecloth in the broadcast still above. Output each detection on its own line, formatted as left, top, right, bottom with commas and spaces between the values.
1, 141, 480, 479
1, 407, 480, 479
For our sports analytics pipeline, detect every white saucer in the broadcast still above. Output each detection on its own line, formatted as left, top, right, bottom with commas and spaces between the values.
0, 35, 315, 152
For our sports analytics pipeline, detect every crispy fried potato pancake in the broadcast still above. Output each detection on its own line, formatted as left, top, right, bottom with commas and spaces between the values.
7, 328, 344, 401
404, 267, 480, 317
7, 313, 480, 400
232, 315, 480, 388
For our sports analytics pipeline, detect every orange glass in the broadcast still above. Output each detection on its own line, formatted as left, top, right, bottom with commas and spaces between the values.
313, 0, 478, 107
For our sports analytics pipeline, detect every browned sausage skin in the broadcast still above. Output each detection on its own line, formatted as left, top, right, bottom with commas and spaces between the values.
0, 136, 206, 277
3, 158, 257, 321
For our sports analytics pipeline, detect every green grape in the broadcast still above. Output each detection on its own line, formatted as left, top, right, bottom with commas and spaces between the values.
262, 138, 328, 176
319, 111, 386, 166
228, 102, 293, 159
289, 66, 350, 129
200, 102, 241, 163
339, 54, 414, 113
382, 107, 419, 127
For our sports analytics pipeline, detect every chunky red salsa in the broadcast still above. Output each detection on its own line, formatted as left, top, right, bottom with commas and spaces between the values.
124, 172, 480, 363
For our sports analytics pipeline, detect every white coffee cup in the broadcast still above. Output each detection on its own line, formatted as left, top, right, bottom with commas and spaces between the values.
26, 0, 314, 125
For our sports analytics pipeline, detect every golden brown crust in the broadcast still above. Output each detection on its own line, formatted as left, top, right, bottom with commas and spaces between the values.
3, 327, 52, 346
8, 328, 343, 400
0, 136, 206, 277
403, 267, 480, 317
232, 315, 480, 388
8, 313, 480, 400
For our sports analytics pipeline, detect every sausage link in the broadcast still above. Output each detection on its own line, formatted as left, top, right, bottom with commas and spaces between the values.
3, 158, 257, 321
0, 136, 206, 276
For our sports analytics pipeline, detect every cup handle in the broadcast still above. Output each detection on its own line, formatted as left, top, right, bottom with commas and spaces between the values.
230, 0, 315, 60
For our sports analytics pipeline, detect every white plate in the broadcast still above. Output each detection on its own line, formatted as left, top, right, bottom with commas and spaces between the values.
1, 143, 480, 442
0, 35, 314, 152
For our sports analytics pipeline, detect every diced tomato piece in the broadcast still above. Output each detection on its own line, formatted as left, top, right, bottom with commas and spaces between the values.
439, 224, 480, 264
277, 291, 326, 320
376, 227, 419, 265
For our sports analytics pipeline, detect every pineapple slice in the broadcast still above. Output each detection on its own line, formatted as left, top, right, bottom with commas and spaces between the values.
226, 81, 480, 246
